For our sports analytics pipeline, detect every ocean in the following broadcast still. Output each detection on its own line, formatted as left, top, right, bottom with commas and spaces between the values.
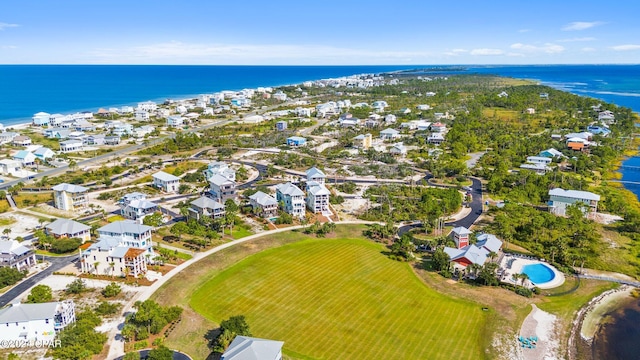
0, 65, 415, 125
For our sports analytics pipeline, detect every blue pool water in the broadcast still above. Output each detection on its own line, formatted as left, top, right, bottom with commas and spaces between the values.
521, 263, 556, 284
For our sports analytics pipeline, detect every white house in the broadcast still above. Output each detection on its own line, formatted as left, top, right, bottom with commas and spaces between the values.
189, 196, 226, 220
380, 128, 400, 140
33, 147, 55, 161
0, 239, 36, 271
167, 116, 184, 128
203, 161, 236, 182
0, 301, 76, 343
152, 171, 180, 193
389, 142, 407, 156
430, 122, 447, 133
12, 136, 32, 147
137, 101, 157, 112
417, 104, 432, 111
59, 139, 83, 153
32, 112, 51, 126
273, 90, 287, 101
427, 133, 445, 145
80, 237, 148, 277
134, 110, 150, 121
306, 181, 331, 214
221, 336, 284, 360
0, 159, 22, 176
52, 183, 88, 211
306, 167, 326, 185
548, 188, 600, 218
519, 163, 550, 175
120, 194, 158, 224
276, 182, 305, 218
526, 156, 552, 165
208, 174, 237, 203
13, 150, 36, 166
96, 220, 154, 256
248, 191, 279, 218
45, 219, 91, 243
244, 114, 265, 124
384, 114, 397, 124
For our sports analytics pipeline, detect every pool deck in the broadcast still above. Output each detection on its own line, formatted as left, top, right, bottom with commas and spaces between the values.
500, 255, 565, 289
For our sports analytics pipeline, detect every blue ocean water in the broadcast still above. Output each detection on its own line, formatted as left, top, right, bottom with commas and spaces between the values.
465, 65, 640, 112
0, 65, 415, 124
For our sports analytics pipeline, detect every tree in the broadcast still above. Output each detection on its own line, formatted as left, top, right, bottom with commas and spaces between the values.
170, 222, 189, 240
0, 267, 26, 288
143, 212, 164, 227
390, 234, 415, 260
26, 284, 53, 303
147, 345, 173, 360
102, 282, 122, 297
94, 261, 100, 275
212, 315, 252, 353
121, 324, 136, 343
432, 248, 451, 272
65, 279, 87, 294
2, 228, 11, 239
123, 352, 140, 360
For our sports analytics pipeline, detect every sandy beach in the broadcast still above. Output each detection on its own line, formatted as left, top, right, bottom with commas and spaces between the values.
518, 304, 560, 360
580, 285, 634, 340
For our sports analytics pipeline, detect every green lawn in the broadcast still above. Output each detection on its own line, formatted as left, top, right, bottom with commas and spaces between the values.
191, 238, 489, 360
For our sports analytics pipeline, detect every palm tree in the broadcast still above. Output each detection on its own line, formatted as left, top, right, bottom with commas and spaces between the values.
520, 273, 530, 287
93, 261, 100, 275
109, 262, 115, 278
2, 228, 11, 239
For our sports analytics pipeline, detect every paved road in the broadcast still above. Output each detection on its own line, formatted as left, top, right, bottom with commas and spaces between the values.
0, 254, 79, 307
397, 177, 483, 236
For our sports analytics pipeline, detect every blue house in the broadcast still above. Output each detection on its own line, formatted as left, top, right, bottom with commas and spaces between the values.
286, 136, 307, 147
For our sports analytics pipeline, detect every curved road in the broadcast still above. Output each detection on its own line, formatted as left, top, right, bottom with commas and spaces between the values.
0, 254, 79, 307
398, 177, 483, 236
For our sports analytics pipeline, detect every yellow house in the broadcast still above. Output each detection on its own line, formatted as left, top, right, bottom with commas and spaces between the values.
353, 133, 372, 150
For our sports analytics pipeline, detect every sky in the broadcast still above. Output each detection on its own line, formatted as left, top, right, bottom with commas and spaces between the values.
1, 0, 639, 65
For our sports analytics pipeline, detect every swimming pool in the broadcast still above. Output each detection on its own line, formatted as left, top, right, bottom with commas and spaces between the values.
521, 263, 556, 285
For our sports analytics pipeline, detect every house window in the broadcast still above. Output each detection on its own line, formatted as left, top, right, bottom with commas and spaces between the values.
46, 319, 49, 324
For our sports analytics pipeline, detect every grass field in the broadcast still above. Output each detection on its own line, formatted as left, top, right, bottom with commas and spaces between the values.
190, 238, 489, 360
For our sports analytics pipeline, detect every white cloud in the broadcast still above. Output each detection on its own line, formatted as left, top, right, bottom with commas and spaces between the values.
581, 47, 596, 52
470, 48, 504, 56
0, 22, 19, 30
452, 49, 467, 53
611, 44, 640, 51
518, 29, 531, 33
557, 37, 596, 43
562, 21, 604, 31
443, 49, 468, 56
86, 41, 434, 65
510, 43, 565, 54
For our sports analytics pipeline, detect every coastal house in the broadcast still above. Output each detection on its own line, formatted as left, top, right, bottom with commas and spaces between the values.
519, 163, 550, 175
32, 112, 51, 126
137, 101, 157, 112
567, 141, 586, 152
74, 120, 95, 132
33, 147, 55, 162
380, 128, 400, 140
0, 159, 22, 175
52, 183, 88, 211
306, 181, 331, 214
86, 134, 105, 146
498, 91, 509, 98
276, 182, 305, 218
525, 108, 536, 114
417, 104, 432, 111
548, 188, 600, 218
565, 132, 593, 141
12, 136, 32, 147
353, 133, 372, 150
189, 196, 225, 220
120, 194, 158, 224
0, 239, 36, 271
444, 233, 503, 269
220, 336, 284, 360
273, 90, 287, 101
0, 132, 19, 144
59, 139, 83, 153
207, 174, 237, 203
112, 123, 133, 136
389, 142, 407, 156
80, 237, 148, 277
427, 133, 445, 145
0, 300, 76, 343
96, 220, 154, 256
203, 161, 236, 182
248, 191, 279, 218
105, 136, 121, 145
13, 150, 36, 166
384, 114, 397, 124
134, 110, 150, 121
526, 156, 552, 165
133, 125, 155, 138
449, 226, 472, 249
152, 171, 180, 193
244, 114, 265, 124
306, 167, 326, 185
49, 114, 67, 127
166, 116, 184, 128
287, 136, 307, 147
538, 148, 564, 158
275, 121, 288, 131
45, 218, 91, 243
430, 122, 447, 133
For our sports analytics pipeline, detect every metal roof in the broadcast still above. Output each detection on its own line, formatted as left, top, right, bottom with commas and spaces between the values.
45, 218, 90, 236
221, 336, 284, 360
549, 188, 600, 201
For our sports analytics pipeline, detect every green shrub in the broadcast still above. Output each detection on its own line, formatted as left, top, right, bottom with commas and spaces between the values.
102, 282, 122, 297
